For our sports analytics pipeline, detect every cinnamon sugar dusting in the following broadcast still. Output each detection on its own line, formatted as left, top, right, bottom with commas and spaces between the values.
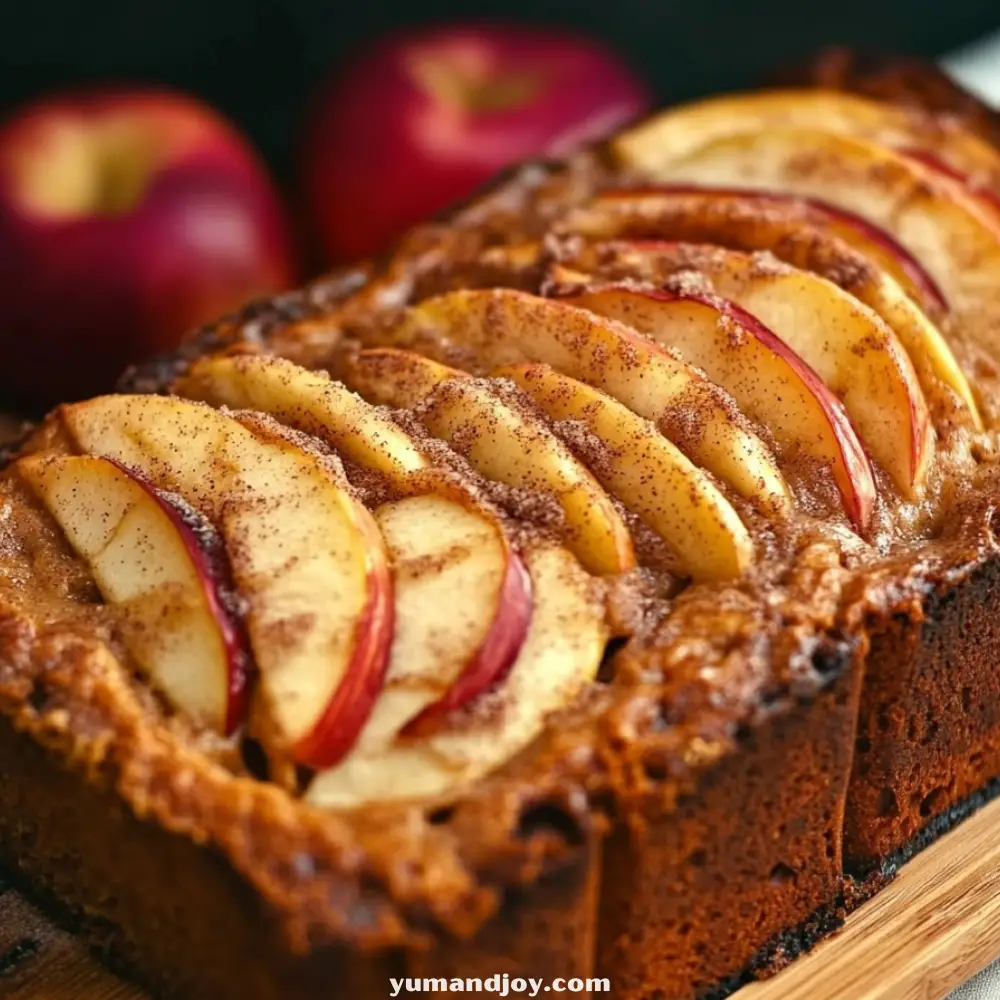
393, 395, 565, 545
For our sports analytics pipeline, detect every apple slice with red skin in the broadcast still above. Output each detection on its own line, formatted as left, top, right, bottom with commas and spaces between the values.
555, 245, 932, 498
545, 278, 876, 527
612, 88, 1000, 204
306, 542, 605, 807
644, 248, 934, 497
18, 453, 251, 734
60, 394, 394, 769
242, 411, 395, 770
497, 363, 755, 576
645, 127, 1000, 371
582, 186, 946, 314
176, 353, 433, 493
611, 85, 1000, 231
363, 495, 532, 743
899, 147, 1000, 221
340, 348, 636, 577
363, 289, 792, 513
563, 190, 980, 428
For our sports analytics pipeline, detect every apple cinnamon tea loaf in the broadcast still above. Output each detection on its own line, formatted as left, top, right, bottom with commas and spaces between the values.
3, 52, 1000, 1000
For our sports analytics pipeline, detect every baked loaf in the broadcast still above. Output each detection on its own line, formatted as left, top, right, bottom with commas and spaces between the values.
3, 52, 1000, 1000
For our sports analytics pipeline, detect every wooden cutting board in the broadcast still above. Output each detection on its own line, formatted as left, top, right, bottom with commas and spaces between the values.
4, 795, 1000, 1000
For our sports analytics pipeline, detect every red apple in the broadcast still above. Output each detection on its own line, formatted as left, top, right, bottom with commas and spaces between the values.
0, 88, 296, 408
303, 22, 650, 264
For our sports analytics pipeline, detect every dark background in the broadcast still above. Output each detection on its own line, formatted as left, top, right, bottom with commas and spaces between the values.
0, 0, 997, 181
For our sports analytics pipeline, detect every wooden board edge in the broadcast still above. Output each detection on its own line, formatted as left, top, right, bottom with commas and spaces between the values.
738, 793, 1000, 1000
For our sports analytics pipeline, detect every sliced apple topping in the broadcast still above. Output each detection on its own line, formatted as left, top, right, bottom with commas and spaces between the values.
337, 347, 467, 410
900, 148, 1000, 222
354, 495, 532, 748
579, 186, 946, 313
557, 245, 932, 498
175, 353, 432, 494
306, 543, 605, 808
563, 189, 980, 427
613, 88, 1000, 180
546, 280, 876, 527
340, 349, 635, 576
18, 454, 252, 735
364, 289, 792, 512
497, 363, 754, 578
644, 127, 1000, 368
60, 394, 394, 769
659, 253, 934, 496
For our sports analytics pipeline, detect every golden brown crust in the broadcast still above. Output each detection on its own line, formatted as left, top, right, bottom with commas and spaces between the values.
778, 47, 1000, 151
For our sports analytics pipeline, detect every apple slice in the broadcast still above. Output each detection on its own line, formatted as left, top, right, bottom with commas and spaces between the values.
612, 88, 1000, 197
496, 363, 755, 576
336, 347, 467, 410
563, 190, 980, 428
900, 148, 1000, 221
647, 127, 1000, 368
352, 494, 532, 748
60, 394, 393, 769
579, 186, 946, 313
543, 280, 876, 525
339, 350, 635, 577
365, 289, 792, 512
306, 543, 605, 807
556, 246, 932, 497
175, 354, 432, 493
18, 454, 251, 734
